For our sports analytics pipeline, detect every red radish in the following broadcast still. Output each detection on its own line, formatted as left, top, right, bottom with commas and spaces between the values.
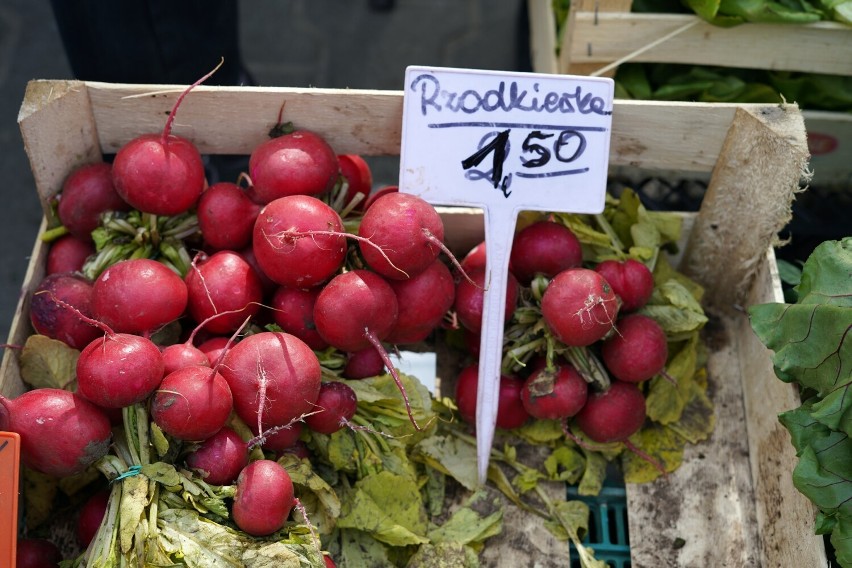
362, 184, 398, 211
453, 267, 519, 333
30, 273, 101, 350
77, 487, 110, 548
509, 220, 582, 285
46, 235, 95, 275
281, 440, 311, 460
521, 364, 588, 420
252, 195, 347, 288
270, 285, 328, 350
15, 538, 62, 567
0, 388, 111, 478
185, 426, 249, 485
57, 161, 129, 241
313, 269, 428, 430
251, 422, 303, 453
197, 182, 262, 250
77, 331, 165, 409
454, 364, 530, 429
248, 130, 339, 203
574, 381, 646, 443
184, 251, 263, 334
305, 381, 358, 435
313, 270, 398, 353
92, 258, 188, 335
324, 555, 337, 568
594, 259, 655, 312
197, 336, 230, 366
541, 268, 619, 347
220, 331, 322, 437
161, 342, 210, 375
357, 192, 446, 280
232, 459, 296, 536
338, 154, 372, 211
110, 66, 219, 215
150, 364, 233, 441
343, 347, 386, 379
385, 259, 455, 344
460, 240, 487, 273
601, 314, 668, 383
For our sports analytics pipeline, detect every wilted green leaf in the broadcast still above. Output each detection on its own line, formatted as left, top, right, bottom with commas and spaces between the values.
646, 334, 698, 424
22, 467, 59, 530
516, 418, 566, 445
667, 374, 716, 445
406, 542, 480, 567
337, 471, 429, 546
544, 499, 590, 542
334, 528, 394, 567
622, 424, 685, 483
544, 445, 586, 485
577, 449, 609, 497
428, 488, 503, 546
119, 474, 149, 553
20, 334, 79, 390
416, 434, 479, 491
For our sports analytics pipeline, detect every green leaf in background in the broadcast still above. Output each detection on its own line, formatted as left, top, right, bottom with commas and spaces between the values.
19, 334, 79, 390
685, 0, 722, 21
718, 0, 823, 23
810, 384, 852, 437
794, 238, 852, 307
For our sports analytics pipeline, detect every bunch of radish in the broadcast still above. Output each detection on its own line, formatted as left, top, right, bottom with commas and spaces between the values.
8, 70, 462, 565
448, 211, 705, 476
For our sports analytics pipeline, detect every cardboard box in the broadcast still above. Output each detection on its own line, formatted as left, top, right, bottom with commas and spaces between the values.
5, 80, 824, 566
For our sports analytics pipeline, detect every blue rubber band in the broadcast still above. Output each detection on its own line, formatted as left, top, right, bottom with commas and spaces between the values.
112, 464, 142, 483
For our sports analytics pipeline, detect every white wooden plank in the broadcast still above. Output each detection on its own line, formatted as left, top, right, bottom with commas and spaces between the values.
568, 14, 852, 76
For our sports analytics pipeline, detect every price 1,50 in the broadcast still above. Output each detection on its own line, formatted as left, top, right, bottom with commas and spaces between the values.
458, 126, 603, 198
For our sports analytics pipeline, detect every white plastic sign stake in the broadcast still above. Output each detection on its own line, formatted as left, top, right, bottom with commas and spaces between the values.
399, 65, 614, 484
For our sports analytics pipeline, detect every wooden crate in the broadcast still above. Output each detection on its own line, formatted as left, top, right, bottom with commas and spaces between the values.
528, 0, 852, 187
5, 80, 824, 567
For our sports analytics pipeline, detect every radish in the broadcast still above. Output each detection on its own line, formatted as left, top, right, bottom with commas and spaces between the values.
601, 314, 668, 383
150, 364, 233, 441
220, 331, 322, 438
314, 269, 429, 430
252, 195, 347, 288
30, 273, 101, 350
362, 184, 398, 211
574, 381, 646, 443
509, 220, 583, 285
521, 363, 588, 420
232, 459, 296, 536
460, 240, 487, 273
594, 258, 655, 312
337, 154, 372, 211
77, 331, 165, 409
57, 161, 129, 241
0, 388, 111, 477
248, 130, 339, 203
453, 267, 519, 334
313, 269, 398, 353
251, 421, 304, 453
92, 258, 188, 335
161, 342, 210, 376
541, 268, 619, 347
305, 381, 358, 435
46, 235, 95, 275
357, 192, 447, 280
184, 251, 263, 334
77, 487, 110, 548
270, 285, 328, 350
184, 426, 249, 485
197, 182, 262, 251
197, 336, 230, 366
454, 364, 530, 430
342, 347, 385, 379
15, 538, 63, 567
385, 259, 455, 344
110, 66, 218, 215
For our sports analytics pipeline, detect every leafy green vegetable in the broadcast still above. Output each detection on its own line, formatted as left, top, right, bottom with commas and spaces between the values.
750, 237, 852, 566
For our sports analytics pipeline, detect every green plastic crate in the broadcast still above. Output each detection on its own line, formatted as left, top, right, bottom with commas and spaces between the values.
567, 472, 631, 568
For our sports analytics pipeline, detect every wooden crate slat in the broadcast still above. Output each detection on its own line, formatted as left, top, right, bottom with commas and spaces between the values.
565, 14, 852, 76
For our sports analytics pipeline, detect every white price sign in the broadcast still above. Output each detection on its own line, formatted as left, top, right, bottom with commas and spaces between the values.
399, 66, 614, 483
